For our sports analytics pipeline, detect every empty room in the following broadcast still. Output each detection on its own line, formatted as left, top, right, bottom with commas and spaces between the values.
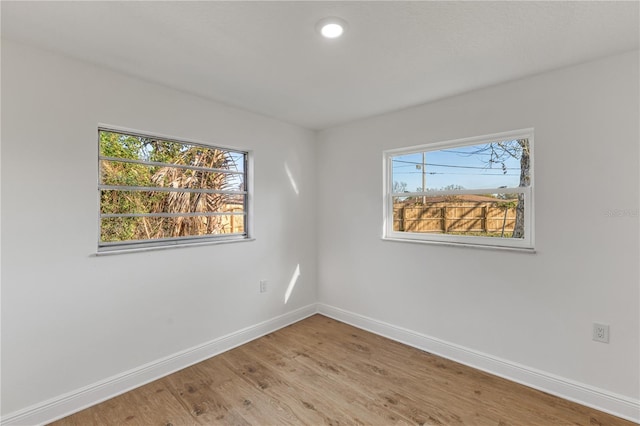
1, 1, 639, 425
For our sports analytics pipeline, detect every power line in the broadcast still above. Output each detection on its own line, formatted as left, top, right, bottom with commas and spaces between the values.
439, 149, 492, 155
392, 159, 521, 171
394, 171, 519, 176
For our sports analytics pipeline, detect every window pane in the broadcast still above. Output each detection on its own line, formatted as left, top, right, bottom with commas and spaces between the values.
99, 128, 249, 249
101, 215, 245, 243
100, 190, 244, 215
391, 139, 530, 192
393, 194, 525, 239
99, 131, 244, 171
100, 160, 245, 191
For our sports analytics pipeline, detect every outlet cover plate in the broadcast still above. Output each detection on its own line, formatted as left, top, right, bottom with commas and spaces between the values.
593, 323, 609, 343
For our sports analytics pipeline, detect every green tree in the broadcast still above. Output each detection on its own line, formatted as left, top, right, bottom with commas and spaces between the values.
99, 131, 240, 242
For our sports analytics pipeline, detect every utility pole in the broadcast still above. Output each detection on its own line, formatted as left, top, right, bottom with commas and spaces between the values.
422, 152, 426, 204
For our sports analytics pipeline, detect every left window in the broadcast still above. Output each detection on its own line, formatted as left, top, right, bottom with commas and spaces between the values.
98, 128, 249, 252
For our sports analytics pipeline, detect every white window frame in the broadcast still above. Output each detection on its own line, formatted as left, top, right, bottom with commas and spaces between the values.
97, 126, 253, 253
383, 129, 534, 251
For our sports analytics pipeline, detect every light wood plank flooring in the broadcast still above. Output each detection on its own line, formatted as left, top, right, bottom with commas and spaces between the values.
51, 315, 635, 425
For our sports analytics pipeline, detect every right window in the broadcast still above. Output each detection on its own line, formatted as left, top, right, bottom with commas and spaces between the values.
384, 129, 534, 250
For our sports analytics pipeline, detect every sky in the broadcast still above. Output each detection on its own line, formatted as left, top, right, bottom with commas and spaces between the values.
391, 141, 523, 193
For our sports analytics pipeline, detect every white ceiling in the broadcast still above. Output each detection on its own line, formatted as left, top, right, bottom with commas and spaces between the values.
2, 1, 638, 130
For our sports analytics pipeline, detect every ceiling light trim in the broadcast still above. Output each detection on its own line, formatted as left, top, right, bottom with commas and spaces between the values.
316, 17, 348, 39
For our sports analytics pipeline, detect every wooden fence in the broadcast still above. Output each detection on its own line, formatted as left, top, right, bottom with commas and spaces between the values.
393, 201, 516, 235
219, 203, 245, 234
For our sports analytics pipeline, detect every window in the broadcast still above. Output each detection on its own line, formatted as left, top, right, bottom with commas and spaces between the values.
98, 128, 250, 252
383, 129, 534, 250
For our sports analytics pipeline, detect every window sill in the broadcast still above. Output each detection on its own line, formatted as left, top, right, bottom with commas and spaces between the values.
94, 237, 255, 256
382, 236, 536, 253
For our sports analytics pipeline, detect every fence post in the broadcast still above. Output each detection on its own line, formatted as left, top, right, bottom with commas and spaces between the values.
501, 206, 508, 237
482, 206, 487, 232
402, 206, 408, 232
442, 206, 447, 233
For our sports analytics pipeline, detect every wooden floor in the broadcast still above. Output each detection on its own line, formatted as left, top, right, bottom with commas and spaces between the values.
51, 315, 635, 426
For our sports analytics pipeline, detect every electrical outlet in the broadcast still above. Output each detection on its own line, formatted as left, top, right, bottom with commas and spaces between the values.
260, 280, 268, 293
593, 323, 609, 343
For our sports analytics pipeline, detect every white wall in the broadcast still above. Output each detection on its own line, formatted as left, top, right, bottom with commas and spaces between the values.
317, 51, 639, 401
1, 40, 317, 416
2, 39, 639, 421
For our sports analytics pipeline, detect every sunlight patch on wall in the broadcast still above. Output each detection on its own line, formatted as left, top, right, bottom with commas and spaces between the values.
284, 264, 301, 304
285, 163, 299, 196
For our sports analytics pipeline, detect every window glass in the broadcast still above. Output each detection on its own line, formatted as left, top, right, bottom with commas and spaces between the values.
384, 130, 533, 249
98, 129, 249, 251
391, 140, 529, 193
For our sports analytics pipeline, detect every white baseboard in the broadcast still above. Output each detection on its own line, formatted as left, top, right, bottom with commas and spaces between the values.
5, 303, 638, 425
1, 304, 317, 426
317, 303, 640, 424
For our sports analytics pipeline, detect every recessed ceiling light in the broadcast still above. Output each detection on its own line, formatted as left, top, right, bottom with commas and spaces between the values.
317, 17, 347, 39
